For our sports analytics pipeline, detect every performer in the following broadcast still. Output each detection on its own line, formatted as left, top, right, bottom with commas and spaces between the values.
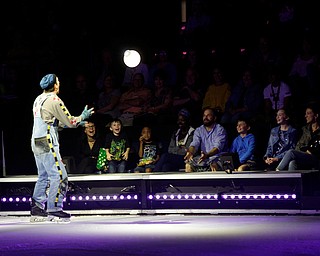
30, 74, 94, 222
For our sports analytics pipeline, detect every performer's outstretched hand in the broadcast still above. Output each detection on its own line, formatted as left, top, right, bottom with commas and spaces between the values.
81, 105, 94, 120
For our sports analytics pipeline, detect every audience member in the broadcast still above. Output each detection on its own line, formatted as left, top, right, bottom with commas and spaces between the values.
247, 33, 286, 84
202, 67, 231, 122
276, 102, 320, 171
96, 73, 121, 128
148, 49, 177, 89
66, 72, 97, 114
173, 66, 204, 126
118, 72, 152, 126
184, 107, 228, 172
221, 68, 264, 127
76, 119, 104, 174
263, 108, 297, 171
154, 108, 195, 172
94, 47, 122, 92
263, 67, 292, 127
104, 118, 131, 173
134, 126, 162, 173
228, 117, 256, 172
133, 70, 174, 127
177, 48, 203, 78
122, 52, 149, 90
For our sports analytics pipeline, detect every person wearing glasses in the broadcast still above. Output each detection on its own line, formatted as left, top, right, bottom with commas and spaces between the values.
76, 118, 105, 174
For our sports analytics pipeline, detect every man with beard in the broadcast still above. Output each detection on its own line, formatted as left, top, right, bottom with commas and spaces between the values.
184, 107, 228, 172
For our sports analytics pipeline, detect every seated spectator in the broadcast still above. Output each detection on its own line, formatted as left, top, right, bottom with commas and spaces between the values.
228, 117, 256, 172
133, 70, 174, 127
173, 66, 204, 126
118, 73, 152, 126
276, 102, 320, 171
104, 118, 131, 173
122, 52, 149, 90
134, 126, 162, 173
148, 49, 177, 89
184, 107, 228, 172
263, 108, 297, 171
154, 108, 195, 172
94, 47, 122, 92
177, 48, 203, 80
221, 68, 264, 127
202, 67, 231, 122
96, 73, 121, 128
65, 72, 97, 115
247, 33, 286, 84
76, 119, 105, 174
263, 66, 292, 127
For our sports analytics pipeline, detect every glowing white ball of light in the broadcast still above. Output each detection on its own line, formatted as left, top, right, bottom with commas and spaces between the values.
123, 49, 141, 68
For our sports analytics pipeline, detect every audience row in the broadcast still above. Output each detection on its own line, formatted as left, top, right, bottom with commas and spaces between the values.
69, 101, 320, 175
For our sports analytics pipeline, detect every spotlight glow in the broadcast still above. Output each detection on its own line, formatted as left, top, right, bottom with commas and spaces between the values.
123, 49, 141, 68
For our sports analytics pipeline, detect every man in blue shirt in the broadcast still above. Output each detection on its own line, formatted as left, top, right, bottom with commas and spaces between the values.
184, 107, 228, 172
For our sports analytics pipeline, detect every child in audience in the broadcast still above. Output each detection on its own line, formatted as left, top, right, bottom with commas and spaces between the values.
134, 126, 162, 173
264, 108, 297, 171
228, 117, 256, 172
104, 118, 131, 173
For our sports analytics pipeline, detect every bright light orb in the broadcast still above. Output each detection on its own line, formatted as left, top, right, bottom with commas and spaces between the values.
123, 49, 141, 68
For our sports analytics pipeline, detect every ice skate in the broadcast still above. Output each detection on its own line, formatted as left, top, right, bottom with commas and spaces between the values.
47, 211, 71, 223
30, 200, 48, 223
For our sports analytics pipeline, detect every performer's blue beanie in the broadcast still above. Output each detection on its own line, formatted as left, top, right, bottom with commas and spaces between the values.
40, 74, 56, 90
